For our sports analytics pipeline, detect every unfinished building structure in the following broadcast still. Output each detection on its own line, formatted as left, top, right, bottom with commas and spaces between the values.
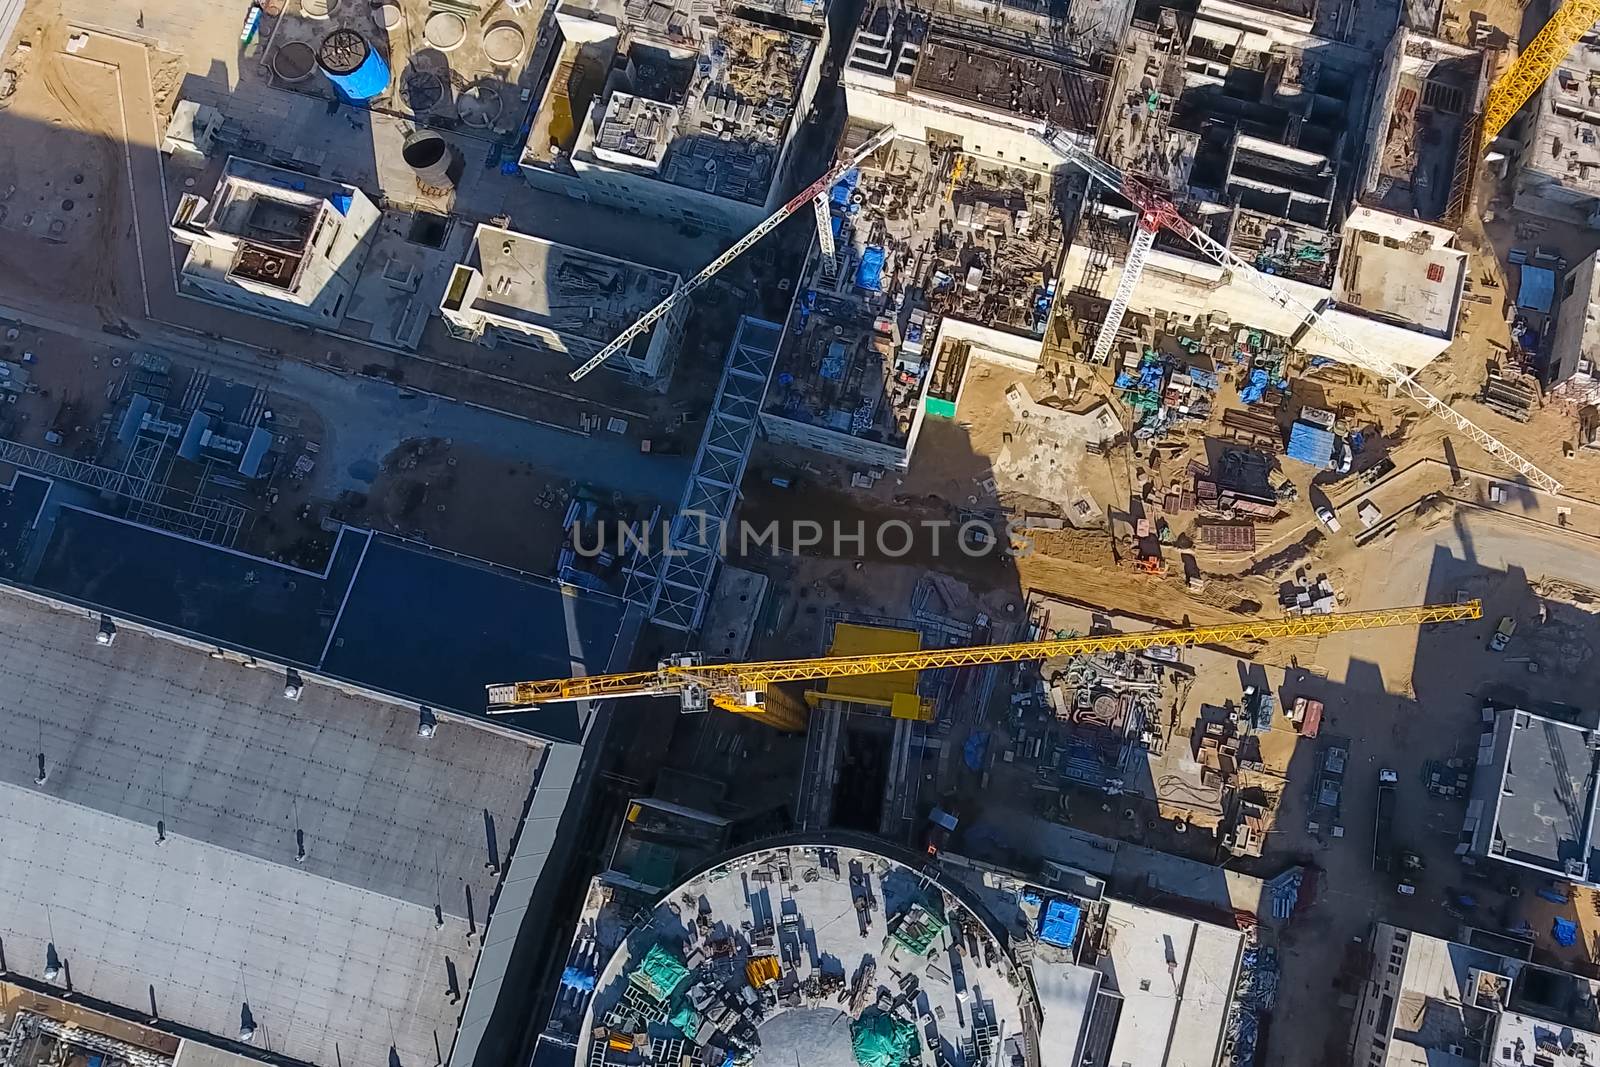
841, 0, 1117, 163
1352, 922, 1600, 1067
760, 130, 1070, 467
519, 0, 826, 234
1069, 2, 1469, 371
441, 223, 686, 388
1513, 28, 1600, 226
1548, 251, 1600, 413
170, 158, 380, 327
1358, 28, 1488, 224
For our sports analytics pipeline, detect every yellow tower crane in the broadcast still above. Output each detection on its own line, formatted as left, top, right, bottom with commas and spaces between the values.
1480, 0, 1600, 150
488, 601, 1481, 730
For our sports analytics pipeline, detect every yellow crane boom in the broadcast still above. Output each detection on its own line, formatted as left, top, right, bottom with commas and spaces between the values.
1480, 0, 1600, 150
487, 601, 1480, 724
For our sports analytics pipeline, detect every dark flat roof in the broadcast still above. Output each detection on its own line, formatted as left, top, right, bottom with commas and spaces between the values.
1494, 711, 1600, 878
1, 478, 635, 743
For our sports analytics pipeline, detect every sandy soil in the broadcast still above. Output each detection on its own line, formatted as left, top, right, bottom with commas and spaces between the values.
0, 0, 134, 320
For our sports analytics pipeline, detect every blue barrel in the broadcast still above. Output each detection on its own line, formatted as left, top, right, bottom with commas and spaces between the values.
317, 29, 390, 101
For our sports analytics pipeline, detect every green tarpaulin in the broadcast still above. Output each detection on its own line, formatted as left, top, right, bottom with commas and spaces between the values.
630, 944, 690, 1001
850, 1009, 919, 1067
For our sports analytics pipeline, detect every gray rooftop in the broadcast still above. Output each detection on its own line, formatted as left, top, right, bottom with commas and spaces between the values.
468, 225, 679, 345
1492, 710, 1600, 879
0, 591, 547, 1066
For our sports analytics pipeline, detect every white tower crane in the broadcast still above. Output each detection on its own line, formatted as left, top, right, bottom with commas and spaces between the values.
568, 125, 896, 382
1034, 128, 1563, 495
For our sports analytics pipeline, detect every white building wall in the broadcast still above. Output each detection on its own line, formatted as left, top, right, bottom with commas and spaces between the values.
841, 80, 1061, 170
439, 261, 687, 387
172, 187, 380, 327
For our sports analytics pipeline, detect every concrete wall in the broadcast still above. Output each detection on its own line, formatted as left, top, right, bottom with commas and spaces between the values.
1551, 252, 1600, 385
759, 411, 913, 468
1348, 923, 1409, 1064
841, 77, 1064, 171
442, 263, 688, 388
174, 190, 380, 327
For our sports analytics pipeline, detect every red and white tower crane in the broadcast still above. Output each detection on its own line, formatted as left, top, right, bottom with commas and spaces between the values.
1034, 127, 1562, 495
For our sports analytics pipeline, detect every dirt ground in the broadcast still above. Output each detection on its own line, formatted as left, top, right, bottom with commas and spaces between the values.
0, 0, 138, 321
284, 437, 582, 573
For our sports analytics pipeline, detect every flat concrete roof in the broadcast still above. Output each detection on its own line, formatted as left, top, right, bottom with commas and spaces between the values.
468, 225, 679, 345
0, 591, 546, 1067
1336, 231, 1464, 336
1100, 899, 1243, 1067
1492, 710, 1600, 879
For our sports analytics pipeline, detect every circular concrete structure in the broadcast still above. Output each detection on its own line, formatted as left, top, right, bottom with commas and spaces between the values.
482, 21, 526, 65
372, 2, 404, 30
401, 69, 444, 113
270, 40, 317, 82
574, 843, 1026, 1066
455, 81, 503, 128
423, 10, 467, 51
300, 0, 339, 18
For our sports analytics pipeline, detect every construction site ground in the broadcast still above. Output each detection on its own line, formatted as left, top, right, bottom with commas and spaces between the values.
735, 378, 1600, 1067
0, 0, 814, 445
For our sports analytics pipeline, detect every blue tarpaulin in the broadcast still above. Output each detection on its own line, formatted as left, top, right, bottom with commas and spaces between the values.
1040, 900, 1081, 948
964, 731, 989, 771
1554, 917, 1579, 946
857, 245, 886, 291
1239, 368, 1270, 405
330, 193, 353, 215
1537, 886, 1570, 905
560, 966, 596, 991
830, 169, 860, 208
1287, 421, 1336, 468
1519, 265, 1556, 313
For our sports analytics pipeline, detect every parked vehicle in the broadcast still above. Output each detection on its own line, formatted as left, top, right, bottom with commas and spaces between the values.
1316, 506, 1341, 532
1490, 616, 1516, 652
1374, 769, 1398, 872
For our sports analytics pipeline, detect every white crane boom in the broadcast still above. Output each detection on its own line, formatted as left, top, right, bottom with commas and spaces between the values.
1035, 128, 1563, 495
569, 125, 898, 382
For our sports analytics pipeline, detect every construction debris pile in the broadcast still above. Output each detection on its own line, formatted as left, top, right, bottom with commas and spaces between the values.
1017, 645, 1174, 791
1224, 934, 1282, 1067
1114, 346, 1218, 438
1279, 571, 1341, 615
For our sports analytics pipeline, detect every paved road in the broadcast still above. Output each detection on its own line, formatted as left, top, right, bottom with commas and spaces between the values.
1260, 509, 1600, 1067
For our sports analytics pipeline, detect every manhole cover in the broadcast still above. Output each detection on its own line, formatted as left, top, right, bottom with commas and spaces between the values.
71, 173, 83, 185
61, 199, 73, 210
272, 40, 317, 82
